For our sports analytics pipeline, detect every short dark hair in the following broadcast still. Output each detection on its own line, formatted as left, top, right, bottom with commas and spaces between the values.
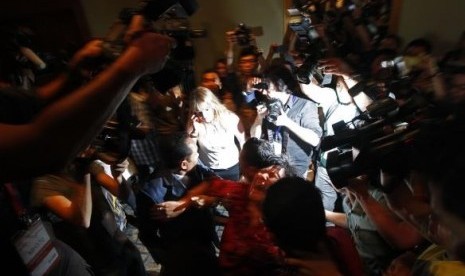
239, 46, 258, 59
241, 138, 289, 170
157, 132, 193, 169
202, 68, 219, 76
262, 176, 326, 253
373, 48, 398, 61
216, 58, 227, 65
149, 60, 182, 93
380, 34, 402, 49
405, 38, 432, 54
263, 60, 301, 94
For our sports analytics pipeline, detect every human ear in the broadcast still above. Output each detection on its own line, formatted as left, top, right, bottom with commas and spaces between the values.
180, 159, 188, 170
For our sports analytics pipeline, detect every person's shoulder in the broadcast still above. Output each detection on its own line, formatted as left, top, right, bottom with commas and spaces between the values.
293, 95, 319, 111
89, 160, 106, 174
194, 163, 218, 179
144, 171, 169, 186
138, 174, 169, 203
224, 110, 240, 121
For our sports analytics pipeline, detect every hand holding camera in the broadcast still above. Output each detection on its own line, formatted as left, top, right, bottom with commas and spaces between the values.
68, 39, 104, 70
319, 57, 355, 77
120, 32, 174, 76
345, 174, 370, 200
273, 105, 291, 127
226, 30, 238, 45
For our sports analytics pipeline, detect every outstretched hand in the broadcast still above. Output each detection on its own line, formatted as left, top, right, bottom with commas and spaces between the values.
122, 32, 174, 76
151, 201, 187, 220
68, 39, 104, 70
319, 57, 354, 77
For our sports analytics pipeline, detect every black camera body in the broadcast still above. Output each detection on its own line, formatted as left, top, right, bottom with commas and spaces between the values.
288, 17, 328, 85
263, 98, 283, 123
100, 0, 199, 62
235, 23, 252, 47
243, 82, 283, 123
91, 121, 130, 163
321, 92, 436, 191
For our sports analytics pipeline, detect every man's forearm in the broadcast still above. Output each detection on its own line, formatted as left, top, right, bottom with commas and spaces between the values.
357, 193, 423, 250
325, 210, 348, 228
285, 120, 320, 146
0, 33, 171, 181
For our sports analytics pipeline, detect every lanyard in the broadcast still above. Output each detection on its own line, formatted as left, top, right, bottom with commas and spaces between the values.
3, 183, 26, 218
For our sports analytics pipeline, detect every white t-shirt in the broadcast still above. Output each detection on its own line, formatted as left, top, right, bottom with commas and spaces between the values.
197, 111, 240, 170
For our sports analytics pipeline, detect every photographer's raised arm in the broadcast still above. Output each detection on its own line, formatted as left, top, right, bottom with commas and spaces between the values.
0, 33, 172, 182
318, 57, 373, 110
248, 34, 267, 72
300, 79, 337, 106
35, 40, 104, 103
276, 111, 321, 147
225, 31, 236, 72
319, 57, 359, 89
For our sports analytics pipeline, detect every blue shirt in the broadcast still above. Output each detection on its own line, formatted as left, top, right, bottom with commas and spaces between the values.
136, 164, 218, 244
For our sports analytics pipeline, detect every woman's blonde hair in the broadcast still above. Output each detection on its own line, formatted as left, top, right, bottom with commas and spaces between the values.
189, 86, 230, 129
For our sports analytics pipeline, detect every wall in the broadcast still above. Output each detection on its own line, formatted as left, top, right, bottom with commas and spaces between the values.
80, 0, 135, 38
397, 0, 465, 54
189, 0, 284, 77
80, 0, 284, 82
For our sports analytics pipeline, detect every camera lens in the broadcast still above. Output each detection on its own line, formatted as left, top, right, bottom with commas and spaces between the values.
265, 98, 282, 123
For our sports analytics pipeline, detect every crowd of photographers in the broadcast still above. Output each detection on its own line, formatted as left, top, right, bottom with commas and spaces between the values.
1, 0, 465, 275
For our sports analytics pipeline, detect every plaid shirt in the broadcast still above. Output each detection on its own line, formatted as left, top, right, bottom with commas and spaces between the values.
128, 92, 158, 166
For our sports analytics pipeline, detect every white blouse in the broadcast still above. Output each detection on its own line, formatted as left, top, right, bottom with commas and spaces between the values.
197, 111, 241, 170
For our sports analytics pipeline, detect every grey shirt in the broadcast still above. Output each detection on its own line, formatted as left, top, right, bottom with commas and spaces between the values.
262, 95, 322, 177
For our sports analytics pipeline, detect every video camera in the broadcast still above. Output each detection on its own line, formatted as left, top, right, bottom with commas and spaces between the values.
287, 16, 328, 85
320, 91, 439, 191
286, 4, 341, 88
227, 23, 264, 49
101, 0, 200, 61
235, 23, 253, 47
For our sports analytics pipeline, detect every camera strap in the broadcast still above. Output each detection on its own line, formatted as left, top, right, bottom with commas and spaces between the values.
278, 95, 298, 155
272, 126, 283, 155
323, 101, 341, 137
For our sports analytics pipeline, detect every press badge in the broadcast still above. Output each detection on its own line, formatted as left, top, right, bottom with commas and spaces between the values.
12, 218, 60, 275
273, 140, 282, 156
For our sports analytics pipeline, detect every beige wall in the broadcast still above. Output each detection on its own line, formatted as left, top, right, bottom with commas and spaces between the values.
189, 0, 284, 77
80, 0, 135, 37
397, 0, 465, 54
80, 0, 284, 81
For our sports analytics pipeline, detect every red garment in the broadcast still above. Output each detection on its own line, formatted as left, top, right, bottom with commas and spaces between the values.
207, 179, 285, 275
327, 226, 365, 276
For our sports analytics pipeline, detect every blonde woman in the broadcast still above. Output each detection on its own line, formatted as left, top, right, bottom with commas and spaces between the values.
188, 87, 245, 180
